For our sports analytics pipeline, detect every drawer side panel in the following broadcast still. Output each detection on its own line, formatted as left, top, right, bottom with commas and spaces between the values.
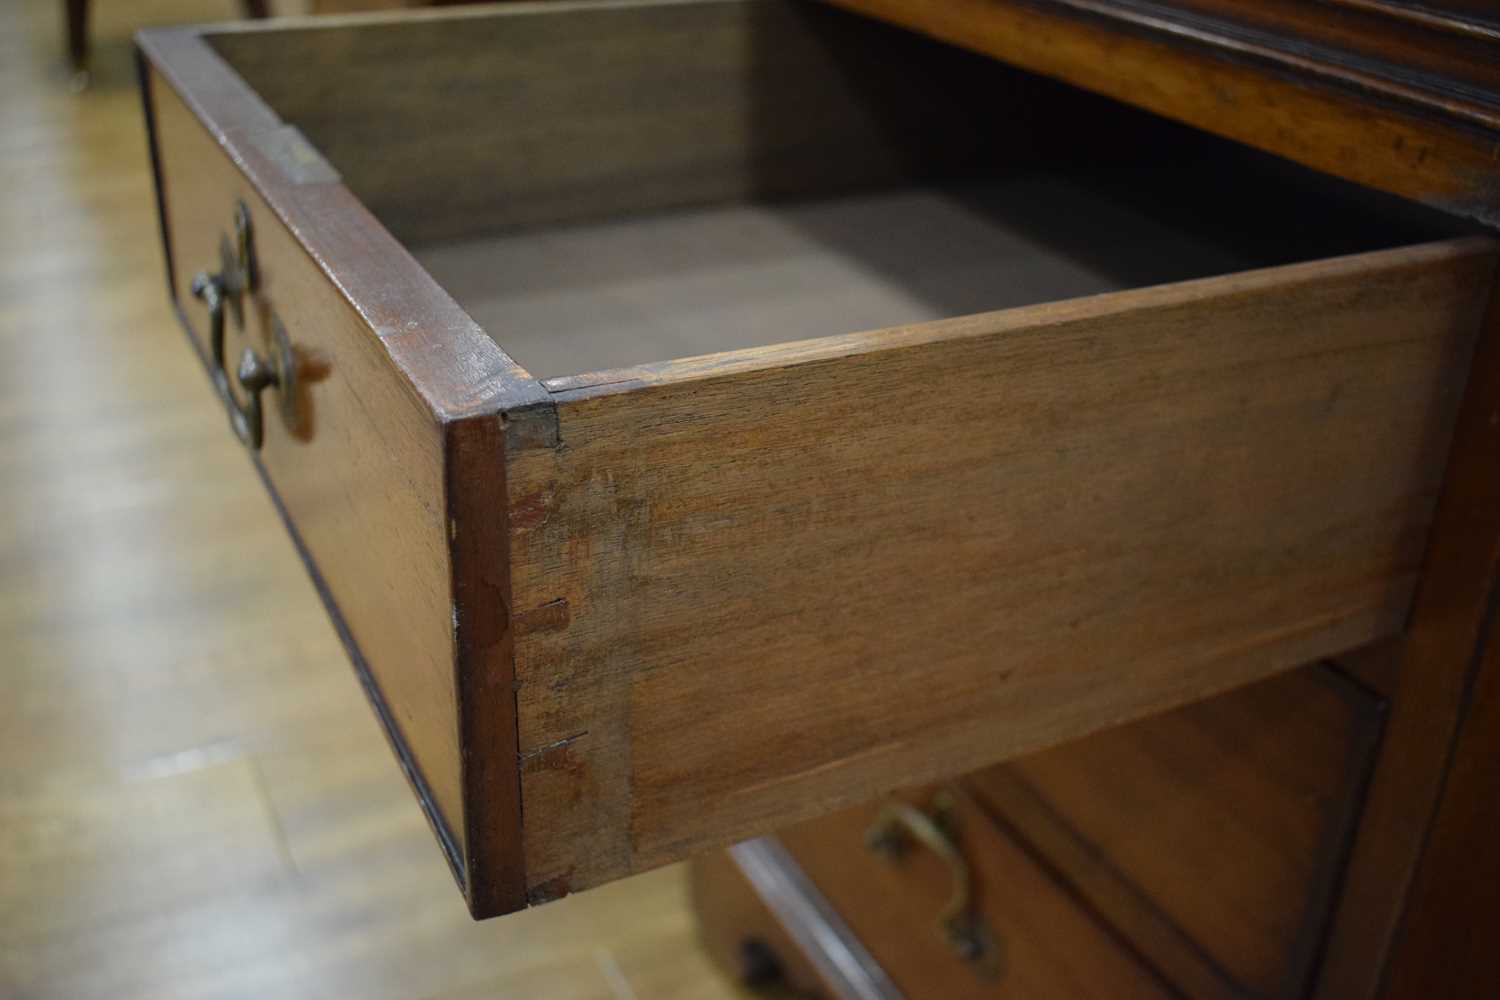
507, 240, 1494, 900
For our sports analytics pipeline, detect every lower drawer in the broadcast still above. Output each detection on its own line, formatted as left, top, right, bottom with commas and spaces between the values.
695, 663, 1384, 998
694, 797, 1169, 999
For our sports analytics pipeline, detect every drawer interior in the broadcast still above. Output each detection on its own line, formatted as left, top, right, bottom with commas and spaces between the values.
207, 0, 1470, 381
409, 167, 1457, 379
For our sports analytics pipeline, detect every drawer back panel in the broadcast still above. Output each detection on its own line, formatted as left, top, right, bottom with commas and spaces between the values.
208, 0, 1041, 244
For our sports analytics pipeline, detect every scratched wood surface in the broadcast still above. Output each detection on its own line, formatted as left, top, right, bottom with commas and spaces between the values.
506, 239, 1494, 900
0, 1, 737, 996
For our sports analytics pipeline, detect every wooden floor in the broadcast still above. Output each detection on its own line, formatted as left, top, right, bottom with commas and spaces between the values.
0, 2, 742, 997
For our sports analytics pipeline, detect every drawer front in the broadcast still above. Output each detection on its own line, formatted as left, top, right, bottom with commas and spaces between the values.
743, 789, 1170, 998
140, 35, 546, 917
970, 664, 1384, 999
147, 69, 463, 876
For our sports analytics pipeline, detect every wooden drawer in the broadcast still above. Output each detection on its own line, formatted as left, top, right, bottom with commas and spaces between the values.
136, 0, 1496, 917
696, 790, 1172, 998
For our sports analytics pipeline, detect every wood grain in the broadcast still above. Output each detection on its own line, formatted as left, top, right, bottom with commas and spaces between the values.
507, 239, 1494, 900
826, 0, 1500, 225
969, 665, 1384, 999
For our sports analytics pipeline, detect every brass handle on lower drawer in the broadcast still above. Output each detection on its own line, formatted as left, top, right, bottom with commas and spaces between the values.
189, 202, 295, 450
865, 791, 1000, 976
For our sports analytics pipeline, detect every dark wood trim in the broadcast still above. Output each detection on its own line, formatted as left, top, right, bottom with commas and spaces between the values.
134, 49, 176, 305
1313, 263, 1500, 998
1042, 0, 1500, 130
447, 414, 528, 918
65, 0, 90, 73
1331, 0, 1500, 42
826, 0, 1500, 224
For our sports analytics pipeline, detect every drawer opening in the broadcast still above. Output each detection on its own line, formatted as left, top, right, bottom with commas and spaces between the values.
206, 0, 1471, 382
410, 164, 1464, 381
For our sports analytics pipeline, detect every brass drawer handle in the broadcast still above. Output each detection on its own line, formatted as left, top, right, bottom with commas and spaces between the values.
865, 791, 1000, 977
189, 202, 295, 450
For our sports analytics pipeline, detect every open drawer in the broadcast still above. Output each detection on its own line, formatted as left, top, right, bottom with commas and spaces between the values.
135, 0, 1496, 917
